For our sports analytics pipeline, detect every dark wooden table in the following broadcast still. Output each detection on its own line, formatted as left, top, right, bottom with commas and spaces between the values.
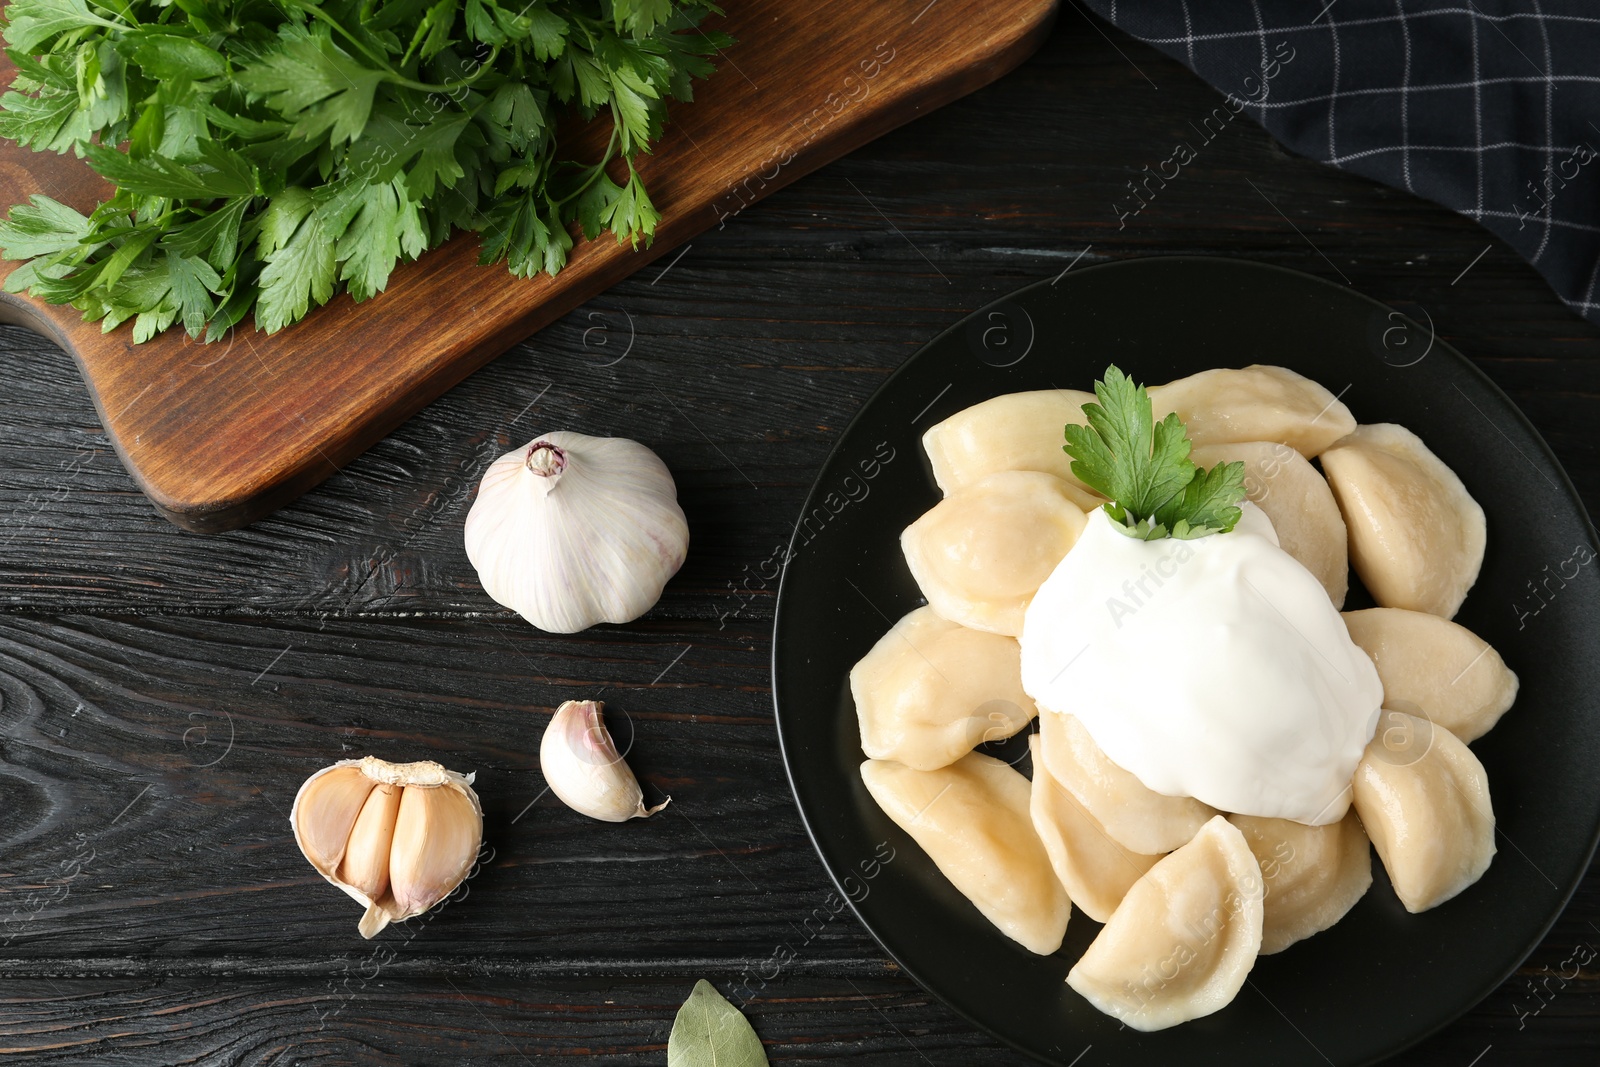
0, 9, 1595, 1066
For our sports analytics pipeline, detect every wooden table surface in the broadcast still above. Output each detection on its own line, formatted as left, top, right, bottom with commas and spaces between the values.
0, 9, 1595, 1066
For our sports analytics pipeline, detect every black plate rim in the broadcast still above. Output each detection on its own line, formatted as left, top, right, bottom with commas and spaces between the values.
770, 253, 1600, 1067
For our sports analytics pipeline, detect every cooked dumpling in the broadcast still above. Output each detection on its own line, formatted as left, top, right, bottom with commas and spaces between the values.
901, 471, 1088, 636
1147, 365, 1356, 458
1037, 709, 1215, 855
922, 389, 1100, 498
1028, 735, 1159, 923
1342, 608, 1518, 742
860, 754, 1070, 954
1228, 812, 1372, 954
1320, 424, 1486, 619
1351, 710, 1495, 913
1191, 441, 1349, 607
851, 607, 1036, 770
1067, 815, 1264, 1031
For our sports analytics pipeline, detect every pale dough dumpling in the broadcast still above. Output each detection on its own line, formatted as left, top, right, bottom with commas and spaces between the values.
1028, 735, 1159, 923
1228, 812, 1372, 954
1191, 441, 1349, 607
1342, 608, 1518, 742
1037, 709, 1215, 855
901, 471, 1088, 636
851, 607, 1036, 770
1320, 424, 1486, 619
860, 754, 1070, 954
1352, 710, 1495, 913
922, 389, 1101, 499
1147, 365, 1356, 457
1067, 815, 1264, 1031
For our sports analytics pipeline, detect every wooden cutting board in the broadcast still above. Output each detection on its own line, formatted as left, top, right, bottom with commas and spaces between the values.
0, 0, 1059, 532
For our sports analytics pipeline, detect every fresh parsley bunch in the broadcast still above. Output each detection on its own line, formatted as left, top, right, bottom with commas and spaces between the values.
0, 0, 728, 341
1064, 365, 1248, 540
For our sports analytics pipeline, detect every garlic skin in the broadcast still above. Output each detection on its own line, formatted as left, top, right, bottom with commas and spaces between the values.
291, 757, 483, 939
540, 700, 670, 822
464, 431, 690, 634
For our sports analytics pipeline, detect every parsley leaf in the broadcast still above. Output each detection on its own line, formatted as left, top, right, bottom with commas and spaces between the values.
129, 34, 229, 81
160, 195, 249, 264
82, 139, 258, 199
523, 6, 570, 61
1064, 365, 1248, 541
255, 186, 335, 333
2, 0, 125, 56
235, 26, 385, 146
1064, 365, 1197, 518
0, 194, 92, 257
336, 178, 426, 301
0, 79, 92, 153
164, 251, 224, 336
1153, 457, 1247, 539
602, 166, 660, 248
402, 112, 471, 198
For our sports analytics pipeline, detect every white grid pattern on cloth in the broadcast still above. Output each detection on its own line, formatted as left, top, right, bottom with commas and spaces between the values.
1469, 5, 1482, 220
1529, 0, 1553, 263
1233, 76, 1600, 108
1328, 8, 1343, 161
1129, 9, 1600, 46
1082, 0, 1600, 320
1251, 0, 1270, 75
1397, 0, 1415, 192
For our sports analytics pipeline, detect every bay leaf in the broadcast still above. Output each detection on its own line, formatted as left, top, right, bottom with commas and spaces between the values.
667, 979, 768, 1067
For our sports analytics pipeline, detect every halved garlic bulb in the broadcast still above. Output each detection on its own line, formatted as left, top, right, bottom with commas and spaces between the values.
465, 431, 689, 634
291, 757, 483, 938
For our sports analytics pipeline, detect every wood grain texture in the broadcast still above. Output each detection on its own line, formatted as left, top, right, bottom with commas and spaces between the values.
1, 972, 1595, 1065
0, 0, 1059, 532
0, 8, 1596, 1065
0, 613, 826, 963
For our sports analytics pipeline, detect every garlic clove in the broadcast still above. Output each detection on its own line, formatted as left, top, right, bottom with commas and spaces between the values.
291, 757, 484, 939
540, 700, 670, 823
292, 764, 378, 871
464, 431, 690, 634
356, 894, 394, 940
389, 778, 484, 920
339, 781, 402, 902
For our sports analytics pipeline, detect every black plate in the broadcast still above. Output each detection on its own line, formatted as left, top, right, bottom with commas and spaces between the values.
771, 256, 1600, 1066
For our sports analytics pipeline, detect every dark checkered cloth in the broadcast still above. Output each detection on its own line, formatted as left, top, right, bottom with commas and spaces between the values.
1082, 0, 1600, 326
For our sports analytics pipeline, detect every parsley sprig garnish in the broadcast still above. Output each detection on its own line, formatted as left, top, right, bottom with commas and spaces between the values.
0, 0, 730, 341
1064, 365, 1247, 540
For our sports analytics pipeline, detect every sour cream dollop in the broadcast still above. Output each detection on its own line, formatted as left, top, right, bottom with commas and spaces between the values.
1019, 502, 1381, 824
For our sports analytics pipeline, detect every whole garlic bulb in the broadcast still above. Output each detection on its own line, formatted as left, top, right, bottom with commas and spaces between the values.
465, 431, 690, 633
291, 757, 483, 939
541, 700, 670, 822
